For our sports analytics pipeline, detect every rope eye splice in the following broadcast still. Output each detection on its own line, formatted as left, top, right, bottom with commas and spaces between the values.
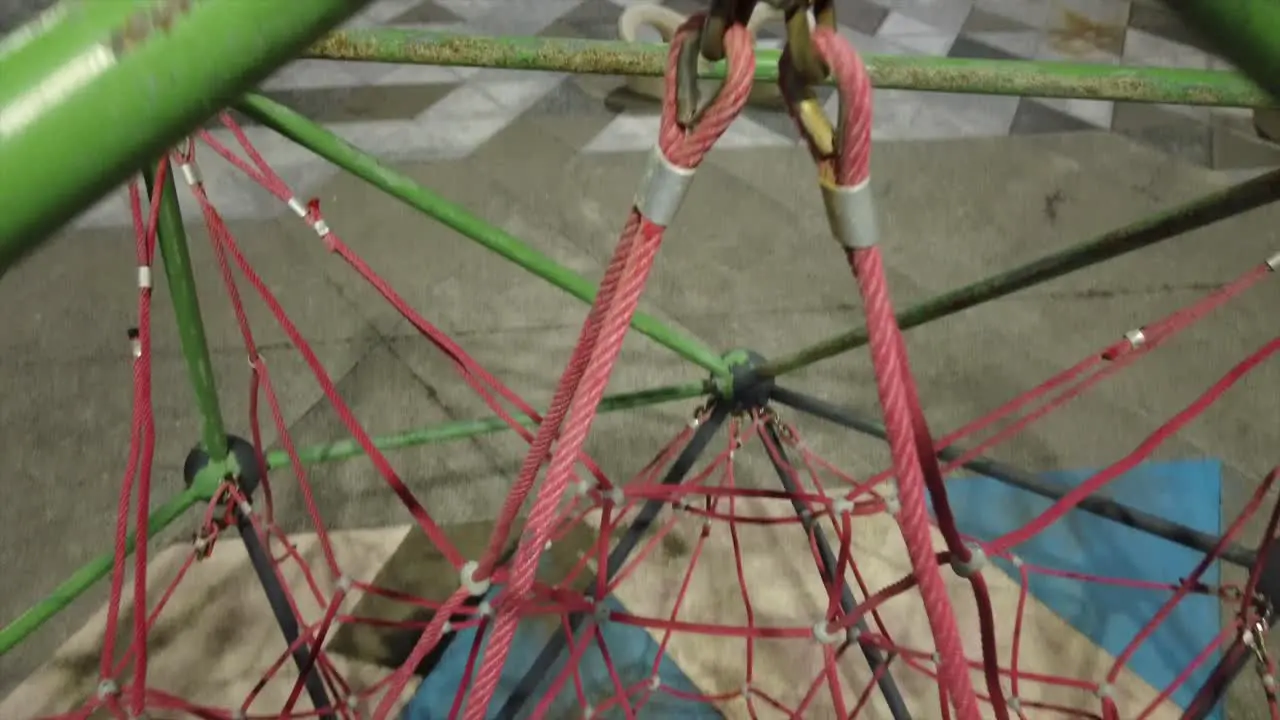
773, 0, 880, 250
675, 0, 764, 128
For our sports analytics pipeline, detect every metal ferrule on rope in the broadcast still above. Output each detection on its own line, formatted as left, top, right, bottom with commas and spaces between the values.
821, 176, 879, 249
634, 145, 696, 228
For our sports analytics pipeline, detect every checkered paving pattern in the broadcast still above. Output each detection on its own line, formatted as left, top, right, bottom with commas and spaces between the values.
59, 0, 1280, 228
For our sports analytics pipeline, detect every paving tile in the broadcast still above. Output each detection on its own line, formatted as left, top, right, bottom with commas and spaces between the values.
888, 32, 957, 56
385, 0, 464, 25
833, 0, 891, 35
1111, 102, 1211, 167
959, 6, 1035, 33
1035, 32, 1120, 64
1125, 1, 1215, 55
1009, 99, 1098, 134
249, 83, 462, 125
553, 0, 624, 39
1050, 0, 1131, 28
877, 10, 943, 38
876, 0, 974, 37
947, 34, 1023, 60
901, 91, 1021, 139
1045, 3, 1127, 58
1122, 27, 1213, 69
523, 75, 624, 119
464, 0, 583, 36
974, 0, 1053, 29
1036, 97, 1114, 128
866, 88, 925, 140
961, 29, 1045, 58
1210, 124, 1280, 171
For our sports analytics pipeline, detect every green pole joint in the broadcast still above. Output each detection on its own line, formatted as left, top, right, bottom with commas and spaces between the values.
714, 348, 755, 400
143, 162, 229, 461
188, 455, 239, 502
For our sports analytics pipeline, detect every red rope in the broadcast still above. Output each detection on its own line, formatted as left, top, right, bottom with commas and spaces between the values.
58, 27, 1280, 719
440, 16, 758, 720
799, 27, 986, 719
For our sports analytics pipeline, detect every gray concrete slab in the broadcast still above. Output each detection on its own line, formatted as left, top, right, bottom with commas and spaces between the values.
2, 125, 1278, 716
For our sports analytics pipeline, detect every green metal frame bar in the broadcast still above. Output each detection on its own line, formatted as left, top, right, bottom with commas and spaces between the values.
0, 379, 703, 655
306, 30, 1276, 108
235, 93, 730, 378
143, 162, 229, 460
0, 0, 375, 263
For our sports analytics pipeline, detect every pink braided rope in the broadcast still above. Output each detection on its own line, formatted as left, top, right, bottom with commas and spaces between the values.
812, 25, 983, 720
810, 28, 872, 185
659, 17, 757, 167
458, 18, 757, 720
472, 228, 638, 578
463, 215, 661, 719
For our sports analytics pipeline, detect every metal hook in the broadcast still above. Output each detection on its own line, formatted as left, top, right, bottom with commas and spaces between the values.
778, 44, 836, 158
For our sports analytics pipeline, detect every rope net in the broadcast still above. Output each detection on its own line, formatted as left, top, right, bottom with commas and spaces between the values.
34, 17, 1280, 720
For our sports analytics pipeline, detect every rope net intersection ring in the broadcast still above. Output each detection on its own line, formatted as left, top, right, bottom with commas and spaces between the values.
37, 17, 1280, 720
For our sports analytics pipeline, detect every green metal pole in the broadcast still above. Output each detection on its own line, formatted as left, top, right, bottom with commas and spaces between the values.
0, 486, 201, 656
235, 93, 731, 378
306, 30, 1276, 108
266, 379, 710, 470
1162, 0, 1280, 102
0, 0, 374, 265
759, 167, 1280, 378
143, 163, 228, 460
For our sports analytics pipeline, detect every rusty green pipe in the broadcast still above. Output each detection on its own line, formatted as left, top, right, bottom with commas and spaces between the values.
306, 30, 1276, 108
0, 0, 374, 267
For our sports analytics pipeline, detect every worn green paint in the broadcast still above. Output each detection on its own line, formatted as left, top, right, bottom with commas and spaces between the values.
236, 93, 731, 378
0, 0, 373, 267
144, 162, 229, 461
306, 29, 1276, 108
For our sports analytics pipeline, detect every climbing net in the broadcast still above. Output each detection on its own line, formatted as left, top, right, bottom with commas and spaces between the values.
19, 15, 1280, 720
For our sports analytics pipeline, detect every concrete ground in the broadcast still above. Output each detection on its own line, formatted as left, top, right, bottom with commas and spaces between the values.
0, 113, 1277, 717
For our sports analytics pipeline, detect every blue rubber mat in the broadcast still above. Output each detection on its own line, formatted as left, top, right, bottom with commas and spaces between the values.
403, 592, 723, 719
941, 458, 1224, 718
404, 459, 1222, 718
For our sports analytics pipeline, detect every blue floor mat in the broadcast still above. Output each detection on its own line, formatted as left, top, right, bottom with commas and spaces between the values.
941, 458, 1223, 717
403, 592, 723, 719
404, 459, 1222, 718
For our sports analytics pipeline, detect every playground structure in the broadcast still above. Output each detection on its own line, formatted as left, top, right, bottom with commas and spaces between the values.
1, 0, 1280, 717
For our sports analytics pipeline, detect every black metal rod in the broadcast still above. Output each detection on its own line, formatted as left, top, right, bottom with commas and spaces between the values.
492, 403, 730, 719
234, 508, 335, 717
762, 422, 914, 720
770, 386, 1257, 569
